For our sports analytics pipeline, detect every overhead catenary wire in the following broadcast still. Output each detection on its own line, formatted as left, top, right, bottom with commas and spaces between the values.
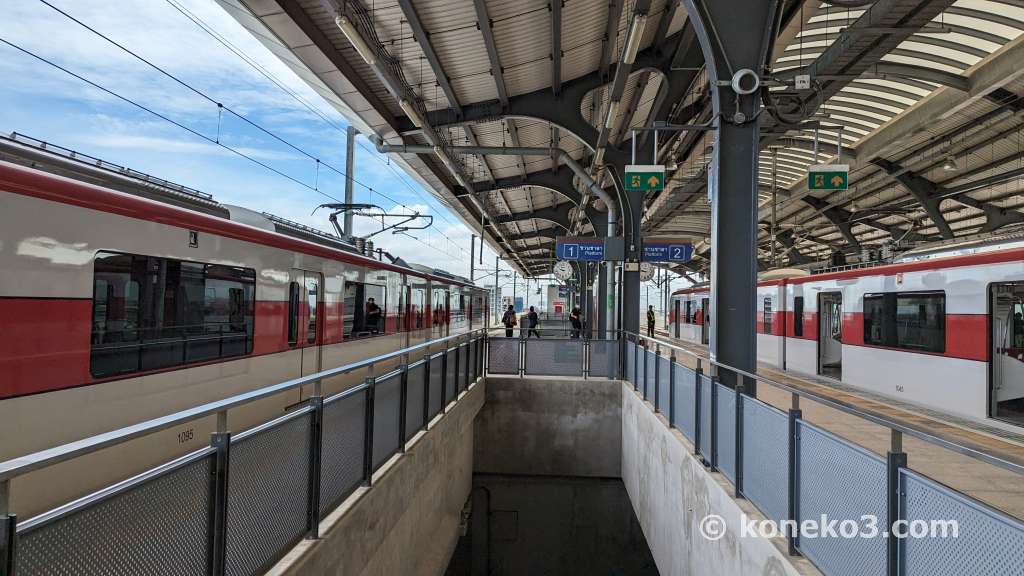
32, 0, 478, 263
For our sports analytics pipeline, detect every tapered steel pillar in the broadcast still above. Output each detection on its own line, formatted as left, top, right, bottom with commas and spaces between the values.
682, 0, 782, 394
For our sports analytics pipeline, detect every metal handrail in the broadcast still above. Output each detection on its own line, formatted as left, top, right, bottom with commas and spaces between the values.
622, 330, 1024, 478
0, 328, 487, 482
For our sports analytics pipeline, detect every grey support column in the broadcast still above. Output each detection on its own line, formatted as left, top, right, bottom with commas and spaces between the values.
683, 0, 782, 394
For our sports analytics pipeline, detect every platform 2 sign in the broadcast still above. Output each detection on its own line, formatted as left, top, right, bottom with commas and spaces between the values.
808, 164, 849, 190
556, 237, 605, 261
625, 164, 666, 191
643, 241, 693, 262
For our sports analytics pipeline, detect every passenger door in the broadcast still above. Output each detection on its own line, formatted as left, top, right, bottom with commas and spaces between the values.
990, 282, 1024, 424
290, 269, 323, 398
817, 292, 843, 379
700, 298, 710, 345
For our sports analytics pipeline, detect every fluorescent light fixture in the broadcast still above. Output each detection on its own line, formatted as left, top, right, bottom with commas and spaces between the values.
604, 100, 619, 129
942, 155, 958, 171
399, 99, 425, 129
335, 15, 377, 67
621, 14, 648, 65
593, 147, 605, 167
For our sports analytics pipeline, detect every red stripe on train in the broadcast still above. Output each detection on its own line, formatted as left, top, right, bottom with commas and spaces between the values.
0, 298, 92, 397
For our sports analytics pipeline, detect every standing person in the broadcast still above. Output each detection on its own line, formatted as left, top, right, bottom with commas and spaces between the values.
366, 297, 382, 334
527, 306, 541, 338
502, 305, 517, 338
569, 307, 582, 339
647, 305, 656, 337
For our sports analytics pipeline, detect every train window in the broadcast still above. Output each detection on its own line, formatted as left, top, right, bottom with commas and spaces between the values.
343, 282, 386, 339
864, 292, 945, 353
763, 298, 773, 334
793, 297, 804, 337
684, 301, 692, 323
432, 289, 449, 329
411, 288, 426, 329
306, 276, 318, 344
288, 282, 300, 346
90, 252, 255, 378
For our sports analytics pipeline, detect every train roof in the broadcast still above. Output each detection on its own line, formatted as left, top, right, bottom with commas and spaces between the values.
0, 136, 479, 289
672, 245, 1024, 296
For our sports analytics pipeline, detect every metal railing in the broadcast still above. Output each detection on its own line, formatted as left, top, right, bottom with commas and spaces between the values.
486, 328, 620, 379
0, 329, 487, 576
622, 330, 1024, 576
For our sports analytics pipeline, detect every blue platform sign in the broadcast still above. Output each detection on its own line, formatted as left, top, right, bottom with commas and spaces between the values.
556, 237, 605, 261
514, 297, 524, 313
643, 241, 693, 263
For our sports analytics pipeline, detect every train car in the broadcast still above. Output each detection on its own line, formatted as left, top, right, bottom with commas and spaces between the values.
0, 158, 488, 517
671, 252, 1024, 430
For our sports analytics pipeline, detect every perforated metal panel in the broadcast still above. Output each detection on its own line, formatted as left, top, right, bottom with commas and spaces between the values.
405, 361, 426, 439
657, 355, 671, 414
716, 382, 736, 482
458, 343, 469, 392
373, 372, 402, 470
588, 339, 619, 378
673, 362, 696, 441
625, 341, 636, 387
797, 421, 887, 576
445, 348, 457, 404
488, 338, 519, 374
428, 353, 444, 418
742, 398, 789, 524
17, 451, 212, 576
321, 391, 366, 516
226, 412, 311, 576
468, 340, 478, 384
524, 339, 583, 377
644, 349, 656, 401
699, 374, 712, 459
902, 468, 1024, 576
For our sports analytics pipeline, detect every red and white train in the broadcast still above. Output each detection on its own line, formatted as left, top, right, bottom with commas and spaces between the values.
671, 252, 1024, 429
0, 158, 487, 517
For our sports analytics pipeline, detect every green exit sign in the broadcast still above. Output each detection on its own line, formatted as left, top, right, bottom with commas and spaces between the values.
625, 164, 665, 191
808, 164, 849, 190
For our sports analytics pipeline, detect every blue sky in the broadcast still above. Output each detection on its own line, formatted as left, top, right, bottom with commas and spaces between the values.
0, 0, 681, 311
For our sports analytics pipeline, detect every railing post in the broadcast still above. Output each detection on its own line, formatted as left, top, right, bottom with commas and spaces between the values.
0, 480, 15, 576
887, 430, 907, 576
207, 431, 231, 576
453, 341, 461, 399
787, 394, 802, 557
694, 360, 703, 459
399, 355, 409, 448
307, 396, 323, 539
735, 382, 745, 499
633, 337, 639, 391
363, 377, 375, 486
441, 349, 449, 412
641, 340, 648, 399
709, 376, 718, 471
582, 338, 589, 380
669, 352, 676, 428
422, 352, 431, 430
654, 345, 661, 413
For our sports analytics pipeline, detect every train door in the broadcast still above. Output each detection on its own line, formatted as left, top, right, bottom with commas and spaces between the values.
817, 292, 842, 379
990, 282, 1024, 424
290, 269, 323, 398
700, 298, 710, 345
673, 300, 681, 338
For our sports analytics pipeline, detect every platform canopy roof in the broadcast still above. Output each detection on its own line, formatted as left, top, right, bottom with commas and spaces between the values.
222, 0, 1024, 277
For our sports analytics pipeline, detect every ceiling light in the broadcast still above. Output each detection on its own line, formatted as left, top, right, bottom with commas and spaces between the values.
621, 14, 648, 65
335, 15, 377, 67
399, 99, 425, 129
942, 155, 958, 171
604, 100, 619, 130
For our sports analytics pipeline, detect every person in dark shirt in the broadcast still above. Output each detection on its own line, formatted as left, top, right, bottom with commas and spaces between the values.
502, 305, 517, 338
647, 305, 656, 337
570, 307, 583, 339
366, 297, 382, 334
527, 306, 541, 338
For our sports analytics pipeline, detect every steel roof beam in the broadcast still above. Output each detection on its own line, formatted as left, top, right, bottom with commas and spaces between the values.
870, 158, 955, 239
473, 0, 510, 108
551, 0, 562, 97
600, 0, 624, 81
508, 229, 558, 242
493, 205, 574, 231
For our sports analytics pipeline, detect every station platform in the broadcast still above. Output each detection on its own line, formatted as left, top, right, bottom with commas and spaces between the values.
653, 330, 1024, 520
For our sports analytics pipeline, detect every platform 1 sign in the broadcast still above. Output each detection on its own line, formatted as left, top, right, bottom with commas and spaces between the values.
808, 164, 849, 190
556, 237, 605, 261
625, 164, 665, 191
643, 240, 693, 262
